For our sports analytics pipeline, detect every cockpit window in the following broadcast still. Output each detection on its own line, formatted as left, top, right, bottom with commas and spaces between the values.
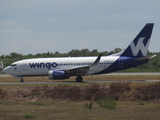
11, 64, 17, 66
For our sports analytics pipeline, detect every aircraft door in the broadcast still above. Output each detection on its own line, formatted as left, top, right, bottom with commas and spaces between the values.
23, 64, 28, 71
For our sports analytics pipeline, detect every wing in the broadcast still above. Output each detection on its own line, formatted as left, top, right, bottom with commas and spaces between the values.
65, 53, 102, 76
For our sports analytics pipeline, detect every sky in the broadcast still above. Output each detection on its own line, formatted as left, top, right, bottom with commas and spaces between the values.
0, 0, 160, 56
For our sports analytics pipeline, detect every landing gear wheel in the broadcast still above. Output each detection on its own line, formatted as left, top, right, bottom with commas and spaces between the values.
20, 78, 24, 83
76, 76, 83, 82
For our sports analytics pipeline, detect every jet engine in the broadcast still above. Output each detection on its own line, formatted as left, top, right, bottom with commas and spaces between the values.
48, 70, 69, 79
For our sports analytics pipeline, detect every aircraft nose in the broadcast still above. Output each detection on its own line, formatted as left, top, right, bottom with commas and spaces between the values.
3, 67, 11, 74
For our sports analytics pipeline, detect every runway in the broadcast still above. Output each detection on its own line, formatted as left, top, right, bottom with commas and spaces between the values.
1, 72, 160, 77
107, 72, 160, 75
0, 72, 160, 84
0, 80, 159, 85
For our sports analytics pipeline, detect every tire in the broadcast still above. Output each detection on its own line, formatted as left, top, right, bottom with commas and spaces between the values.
20, 79, 24, 83
76, 76, 83, 82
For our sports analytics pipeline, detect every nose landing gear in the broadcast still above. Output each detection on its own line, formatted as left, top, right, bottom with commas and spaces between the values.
20, 78, 24, 83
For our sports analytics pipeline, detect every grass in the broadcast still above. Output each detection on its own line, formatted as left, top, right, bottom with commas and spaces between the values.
97, 98, 117, 110
28, 101, 45, 106
24, 114, 36, 119
0, 75, 160, 120
84, 102, 93, 109
138, 102, 145, 105
0, 101, 159, 120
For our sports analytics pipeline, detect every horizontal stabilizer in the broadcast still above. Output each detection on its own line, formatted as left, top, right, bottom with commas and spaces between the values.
134, 55, 156, 61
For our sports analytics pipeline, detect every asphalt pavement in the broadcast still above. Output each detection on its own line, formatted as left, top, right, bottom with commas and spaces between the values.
0, 72, 160, 84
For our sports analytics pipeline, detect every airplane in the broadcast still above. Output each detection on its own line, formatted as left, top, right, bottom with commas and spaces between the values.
3, 23, 155, 82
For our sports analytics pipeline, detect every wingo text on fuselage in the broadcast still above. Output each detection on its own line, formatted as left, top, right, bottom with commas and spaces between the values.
29, 62, 58, 70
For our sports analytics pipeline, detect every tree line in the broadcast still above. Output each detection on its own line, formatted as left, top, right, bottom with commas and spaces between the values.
0, 48, 160, 72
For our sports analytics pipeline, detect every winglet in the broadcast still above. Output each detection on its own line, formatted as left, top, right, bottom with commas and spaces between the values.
90, 53, 102, 67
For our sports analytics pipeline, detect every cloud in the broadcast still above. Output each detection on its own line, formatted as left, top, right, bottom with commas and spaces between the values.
0, 0, 160, 56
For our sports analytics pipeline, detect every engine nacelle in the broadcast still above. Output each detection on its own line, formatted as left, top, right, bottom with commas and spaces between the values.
48, 70, 69, 79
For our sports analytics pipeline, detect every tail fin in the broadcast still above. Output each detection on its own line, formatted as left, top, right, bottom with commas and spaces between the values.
121, 23, 154, 57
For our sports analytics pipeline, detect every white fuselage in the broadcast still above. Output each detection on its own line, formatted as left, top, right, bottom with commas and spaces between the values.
3, 56, 119, 77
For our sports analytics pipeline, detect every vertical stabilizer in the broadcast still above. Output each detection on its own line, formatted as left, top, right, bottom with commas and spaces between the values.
121, 23, 154, 57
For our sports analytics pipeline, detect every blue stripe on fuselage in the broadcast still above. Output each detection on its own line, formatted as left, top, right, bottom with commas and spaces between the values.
96, 56, 148, 74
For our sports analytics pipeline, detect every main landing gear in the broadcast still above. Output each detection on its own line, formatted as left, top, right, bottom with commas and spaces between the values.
76, 76, 83, 82
20, 78, 24, 83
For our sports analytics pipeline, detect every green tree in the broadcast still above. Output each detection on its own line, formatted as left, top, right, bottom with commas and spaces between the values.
114, 48, 122, 53
9, 52, 23, 59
